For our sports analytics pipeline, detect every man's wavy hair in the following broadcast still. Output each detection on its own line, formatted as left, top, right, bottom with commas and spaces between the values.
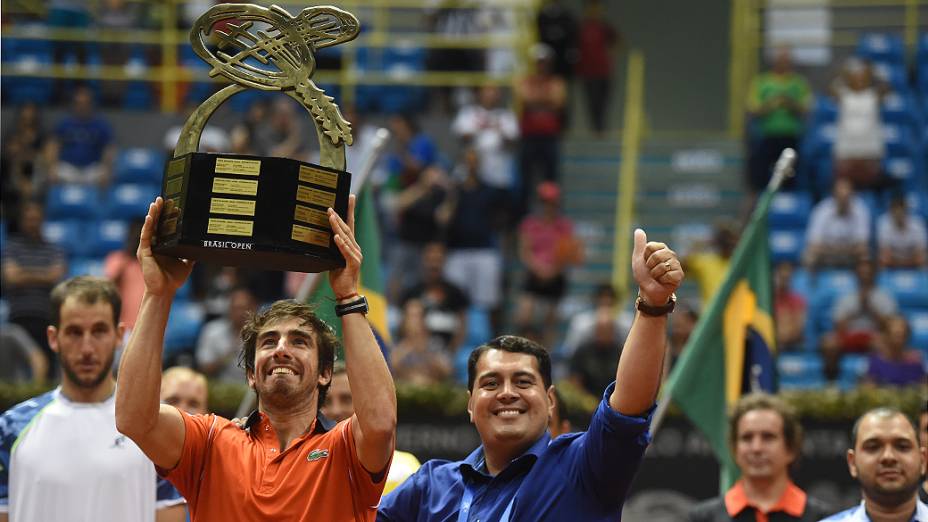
239, 300, 339, 408
729, 392, 803, 456
50, 276, 121, 328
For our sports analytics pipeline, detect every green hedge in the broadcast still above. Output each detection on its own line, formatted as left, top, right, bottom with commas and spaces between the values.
1, 380, 923, 422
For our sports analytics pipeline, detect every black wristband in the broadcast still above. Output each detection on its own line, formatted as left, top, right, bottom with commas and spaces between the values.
335, 295, 369, 317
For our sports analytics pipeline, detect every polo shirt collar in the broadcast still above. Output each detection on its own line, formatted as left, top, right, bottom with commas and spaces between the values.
460, 432, 551, 480
244, 410, 336, 435
725, 480, 807, 518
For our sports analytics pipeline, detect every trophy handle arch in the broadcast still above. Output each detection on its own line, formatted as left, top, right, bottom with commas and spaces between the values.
173, 85, 347, 171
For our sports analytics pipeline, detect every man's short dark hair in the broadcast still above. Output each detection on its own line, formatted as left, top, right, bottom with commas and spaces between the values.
50, 276, 121, 328
239, 300, 338, 407
728, 392, 803, 454
467, 335, 552, 392
850, 407, 920, 448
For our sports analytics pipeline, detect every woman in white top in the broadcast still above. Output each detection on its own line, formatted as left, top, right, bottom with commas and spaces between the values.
831, 58, 891, 187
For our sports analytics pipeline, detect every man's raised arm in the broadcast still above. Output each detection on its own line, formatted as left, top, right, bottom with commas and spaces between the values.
610, 229, 683, 416
115, 198, 193, 470
328, 196, 397, 473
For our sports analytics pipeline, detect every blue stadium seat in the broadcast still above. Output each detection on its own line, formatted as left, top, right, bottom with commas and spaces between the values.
838, 354, 869, 390
105, 183, 160, 219
769, 192, 812, 228
807, 270, 857, 345
882, 92, 924, 135
42, 219, 88, 257
790, 267, 812, 299
905, 310, 928, 351
878, 269, 928, 309
883, 156, 921, 191
872, 61, 909, 94
67, 257, 106, 279
777, 353, 824, 390
45, 184, 100, 220
89, 219, 129, 257
114, 147, 165, 184
857, 33, 905, 65
164, 301, 205, 357
769, 229, 804, 265
2, 49, 53, 105
809, 95, 838, 126
884, 124, 917, 158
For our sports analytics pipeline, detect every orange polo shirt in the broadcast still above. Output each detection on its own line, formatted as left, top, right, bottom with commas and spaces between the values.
725, 480, 807, 522
162, 409, 387, 521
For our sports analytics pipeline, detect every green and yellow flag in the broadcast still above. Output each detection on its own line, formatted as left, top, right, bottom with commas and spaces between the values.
663, 183, 779, 491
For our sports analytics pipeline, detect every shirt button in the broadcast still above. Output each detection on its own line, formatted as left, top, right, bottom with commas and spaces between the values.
265, 426, 269, 431
270, 448, 277, 453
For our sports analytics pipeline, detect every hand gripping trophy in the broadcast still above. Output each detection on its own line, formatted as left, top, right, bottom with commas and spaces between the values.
155, 4, 360, 272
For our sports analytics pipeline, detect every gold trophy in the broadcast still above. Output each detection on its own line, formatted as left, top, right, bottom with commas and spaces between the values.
154, 4, 359, 272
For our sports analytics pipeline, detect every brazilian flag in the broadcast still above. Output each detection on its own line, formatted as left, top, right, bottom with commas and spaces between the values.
663, 183, 778, 491
309, 186, 391, 353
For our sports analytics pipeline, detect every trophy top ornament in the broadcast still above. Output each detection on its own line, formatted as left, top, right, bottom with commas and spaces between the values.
176, 3, 360, 169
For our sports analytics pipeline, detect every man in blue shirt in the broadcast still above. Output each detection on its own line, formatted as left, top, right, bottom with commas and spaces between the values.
50, 85, 115, 186
378, 228, 682, 521
820, 407, 927, 522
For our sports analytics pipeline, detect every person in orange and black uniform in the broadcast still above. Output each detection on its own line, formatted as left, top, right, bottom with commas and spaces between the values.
688, 393, 831, 522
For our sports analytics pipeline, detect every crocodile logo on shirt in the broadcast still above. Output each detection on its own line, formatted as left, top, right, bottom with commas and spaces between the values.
307, 449, 329, 462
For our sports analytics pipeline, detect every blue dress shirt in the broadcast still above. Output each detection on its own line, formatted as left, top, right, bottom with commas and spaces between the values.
378, 382, 653, 522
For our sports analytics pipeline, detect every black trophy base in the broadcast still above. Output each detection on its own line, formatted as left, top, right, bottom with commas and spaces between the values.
153, 152, 351, 273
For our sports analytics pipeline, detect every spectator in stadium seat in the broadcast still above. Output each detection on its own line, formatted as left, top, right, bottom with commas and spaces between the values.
688, 393, 832, 522
116, 196, 396, 521
746, 46, 811, 197
384, 115, 441, 302
437, 147, 509, 334
562, 282, 632, 360
536, 0, 578, 82
1, 200, 67, 380
863, 315, 925, 387
877, 194, 928, 269
104, 219, 145, 332
576, 0, 620, 136
160, 366, 208, 416
379, 229, 683, 521
821, 259, 898, 381
0, 276, 184, 522
569, 308, 626, 396
774, 261, 807, 351
400, 242, 469, 355
684, 220, 739, 306
252, 97, 309, 161
452, 86, 520, 190
515, 182, 582, 348
195, 286, 257, 382
390, 299, 454, 386
48, 86, 116, 186
820, 407, 927, 521
157, 366, 210, 522
1, 103, 49, 227
831, 58, 891, 189
516, 43, 568, 218
803, 177, 871, 270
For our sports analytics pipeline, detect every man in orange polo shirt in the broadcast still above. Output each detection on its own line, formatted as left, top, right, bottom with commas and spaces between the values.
688, 393, 831, 522
115, 195, 396, 521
